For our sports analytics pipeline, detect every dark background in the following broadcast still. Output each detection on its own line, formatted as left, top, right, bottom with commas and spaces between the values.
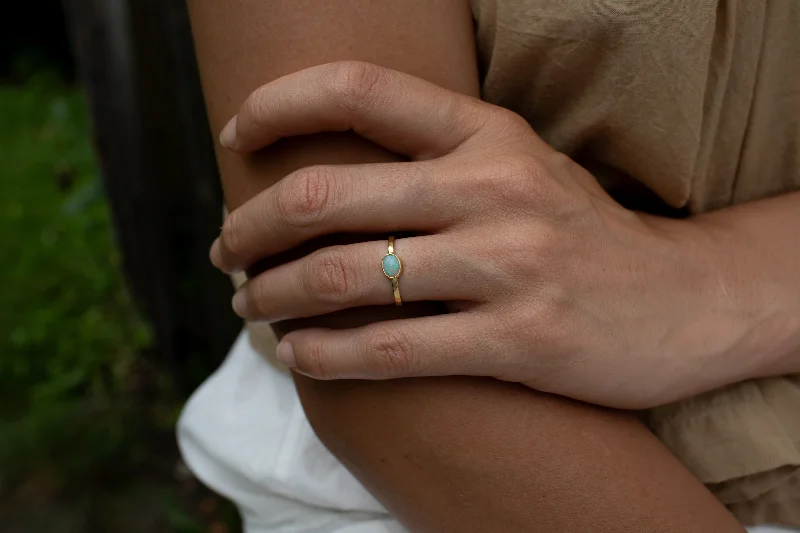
1, 2, 241, 531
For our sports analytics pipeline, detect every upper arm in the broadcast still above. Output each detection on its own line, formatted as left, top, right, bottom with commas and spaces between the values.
188, 0, 479, 207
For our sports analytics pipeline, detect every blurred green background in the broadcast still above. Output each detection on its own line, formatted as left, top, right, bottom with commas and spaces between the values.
1, 4, 239, 533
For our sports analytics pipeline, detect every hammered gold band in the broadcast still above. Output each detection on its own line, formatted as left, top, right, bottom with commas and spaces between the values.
382, 236, 403, 306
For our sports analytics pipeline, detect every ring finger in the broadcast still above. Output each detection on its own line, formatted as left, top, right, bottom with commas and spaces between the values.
232, 235, 490, 321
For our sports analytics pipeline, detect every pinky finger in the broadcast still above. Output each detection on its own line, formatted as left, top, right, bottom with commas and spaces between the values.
277, 314, 489, 381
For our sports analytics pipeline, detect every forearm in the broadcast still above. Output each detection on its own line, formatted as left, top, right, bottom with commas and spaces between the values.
684, 192, 800, 378
300, 377, 745, 532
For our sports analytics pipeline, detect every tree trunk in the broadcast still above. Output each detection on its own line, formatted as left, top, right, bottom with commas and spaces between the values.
63, 0, 239, 391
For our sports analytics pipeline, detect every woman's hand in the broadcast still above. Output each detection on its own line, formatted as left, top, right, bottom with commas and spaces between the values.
210, 61, 747, 409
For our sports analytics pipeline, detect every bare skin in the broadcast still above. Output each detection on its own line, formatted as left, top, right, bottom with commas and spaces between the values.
214, 63, 800, 408
186, 1, 745, 531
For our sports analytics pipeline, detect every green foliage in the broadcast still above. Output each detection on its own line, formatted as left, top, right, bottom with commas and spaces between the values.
0, 72, 239, 532
0, 74, 153, 488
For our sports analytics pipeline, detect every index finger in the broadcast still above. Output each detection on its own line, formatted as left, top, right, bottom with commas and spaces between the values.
220, 61, 486, 160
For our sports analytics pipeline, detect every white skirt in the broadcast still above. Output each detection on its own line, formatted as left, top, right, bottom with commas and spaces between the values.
178, 329, 405, 533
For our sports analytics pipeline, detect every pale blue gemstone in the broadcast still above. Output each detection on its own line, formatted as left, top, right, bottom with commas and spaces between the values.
383, 254, 401, 277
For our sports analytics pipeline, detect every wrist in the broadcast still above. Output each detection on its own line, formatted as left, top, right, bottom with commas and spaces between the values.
669, 215, 800, 381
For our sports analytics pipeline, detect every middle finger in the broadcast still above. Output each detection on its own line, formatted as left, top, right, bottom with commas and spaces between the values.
211, 161, 459, 274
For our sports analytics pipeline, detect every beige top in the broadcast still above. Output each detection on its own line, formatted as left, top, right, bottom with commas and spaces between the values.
472, 0, 800, 213
470, 0, 800, 524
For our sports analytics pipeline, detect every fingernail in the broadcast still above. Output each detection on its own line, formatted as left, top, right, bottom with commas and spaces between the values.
231, 290, 247, 317
276, 341, 296, 368
219, 116, 237, 149
209, 238, 223, 269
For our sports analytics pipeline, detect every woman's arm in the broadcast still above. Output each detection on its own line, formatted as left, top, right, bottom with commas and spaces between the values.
212, 64, 800, 408
690, 191, 800, 377
186, 1, 743, 530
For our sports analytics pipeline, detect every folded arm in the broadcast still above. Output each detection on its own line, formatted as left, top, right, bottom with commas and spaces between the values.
187, 1, 743, 530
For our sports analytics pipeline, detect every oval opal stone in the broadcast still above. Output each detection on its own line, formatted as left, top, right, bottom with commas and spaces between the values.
382, 254, 401, 277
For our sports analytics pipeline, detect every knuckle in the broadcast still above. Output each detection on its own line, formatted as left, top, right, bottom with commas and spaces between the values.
504, 154, 551, 185
279, 166, 335, 228
298, 341, 334, 380
484, 232, 536, 280
487, 106, 532, 137
506, 223, 574, 278
220, 210, 244, 257
441, 96, 487, 142
481, 222, 562, 285
363, 328, 417, 378
306, 248, 357, 303
486, 155, 552, 205
241, 88, 268, 133
544, 150, 574, 173
530, 225, 562, 261
245, 279, 270, 318
328, 61, 384, 114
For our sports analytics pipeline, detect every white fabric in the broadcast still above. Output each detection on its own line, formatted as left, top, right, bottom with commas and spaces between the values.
178, 330, 405, 533
178, 330, 796, 533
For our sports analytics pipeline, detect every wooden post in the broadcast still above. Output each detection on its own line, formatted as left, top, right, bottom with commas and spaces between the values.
63, 0, 240, 391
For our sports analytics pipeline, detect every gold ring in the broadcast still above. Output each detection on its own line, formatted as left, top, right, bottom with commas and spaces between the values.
381, 236, 403, 306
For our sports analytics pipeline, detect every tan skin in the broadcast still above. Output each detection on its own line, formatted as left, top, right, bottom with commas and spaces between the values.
214, 64, 800, 407
187, 1, 745, 531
